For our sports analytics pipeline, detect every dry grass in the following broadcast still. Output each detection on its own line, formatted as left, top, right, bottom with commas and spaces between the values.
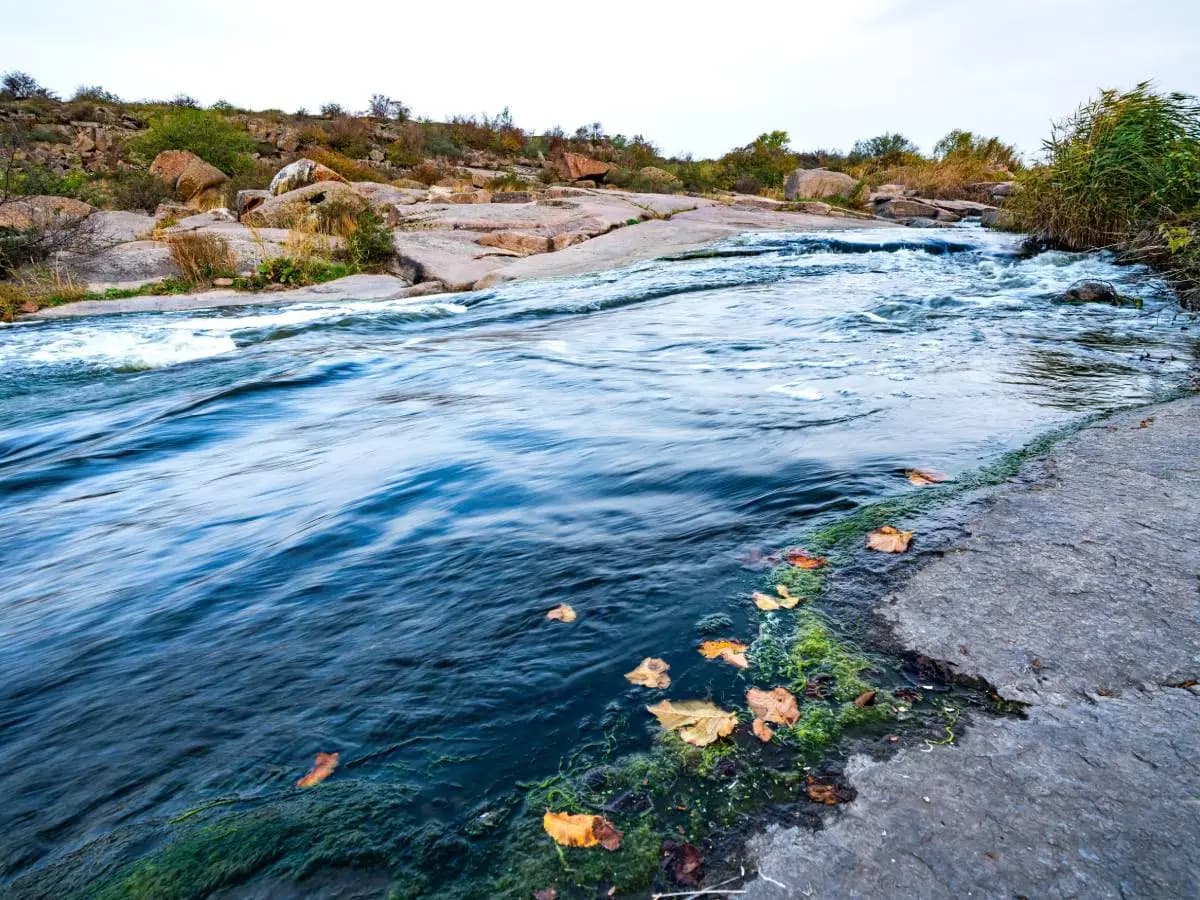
165, 232, 237, 283
306, 148, 390, 184
871, 158, 1011, 200
0, 265, 87, 320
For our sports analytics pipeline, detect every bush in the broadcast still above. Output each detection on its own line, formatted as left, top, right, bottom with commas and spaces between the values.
165, 232, 237, 283
320, 102, 347, 117
1, 71, 56, 101
386, 124, 426, 168
325, 116, 373, 158
343, 209, 393, 266
108, 170, 171, 211
128, 107, 255, 175
8, 164, 103, 204
72, 84, 120, 104
239, 256, 350, 289
1011, 83, 1200, 250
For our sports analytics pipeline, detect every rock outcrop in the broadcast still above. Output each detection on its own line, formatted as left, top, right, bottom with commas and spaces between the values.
149, 150, 228, 206
241, 181, 368, 228
784, 168, 856, 200
0, 195, 94, 230
268, 158, 347, 196
557, 152, 611, 182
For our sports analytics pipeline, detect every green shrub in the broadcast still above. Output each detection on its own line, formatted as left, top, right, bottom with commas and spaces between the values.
8, 164, 102, 204
239, 256, 350, 289
128, 107, 255, 175
343, 209, 394, 266
107, 170, 171, 211
1010, 83, 1200, 250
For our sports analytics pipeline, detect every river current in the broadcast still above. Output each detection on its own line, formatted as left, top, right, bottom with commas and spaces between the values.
0, 226, 1193, 896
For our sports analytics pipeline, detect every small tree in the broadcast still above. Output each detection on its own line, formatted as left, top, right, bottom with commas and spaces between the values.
1, 71, 56, 101
367, 94, 411, 122
848, 133, 920, 167
320, 102, 347, 117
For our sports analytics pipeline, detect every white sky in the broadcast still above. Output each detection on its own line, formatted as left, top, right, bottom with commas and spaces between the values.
3, 0, 1198, 160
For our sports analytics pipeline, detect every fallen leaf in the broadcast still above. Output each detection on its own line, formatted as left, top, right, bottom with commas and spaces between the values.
805, 775, 850, 805
752, 591, 781, 611
746, 686, 800, 725
1138, 416, 1154, 428
542, 811, 621, 850
646, 699, 738, 747
698, 639, 748, 662
534, 889, 558, 900
296, 751, 339, 788
661, 840, 705, 887
593, 817, 623, 851
718, 648, 749, 669
546, 604, 576, 622
866, 525, 913, 553
775, 584, 800, 608
905, 469, 948, 486
751, 717, 775, 742
625, 657, 671, 689
853, 690, 877, 708
785, 548, 827, 569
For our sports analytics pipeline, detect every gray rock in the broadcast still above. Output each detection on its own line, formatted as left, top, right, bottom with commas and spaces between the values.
1059, 280, 1118, 304
876, 198, 940, 219
236, 189, 270, 218
60, 240, 179, 288
268, 158, 347, 196
784, 168, 857, 200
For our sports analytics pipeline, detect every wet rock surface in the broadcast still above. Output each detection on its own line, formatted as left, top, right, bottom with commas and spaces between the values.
747, 397, 1200, 899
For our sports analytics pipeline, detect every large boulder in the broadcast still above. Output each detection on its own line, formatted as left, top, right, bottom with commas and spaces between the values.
241, 181, 368, 228
0, 195, 93, 230
268, 158, 348, 196
150, 150, 228, 205
784, 168, 857, 200
875, 198, 941, 219
557, 152, 611, 182
639, 166, 679, 184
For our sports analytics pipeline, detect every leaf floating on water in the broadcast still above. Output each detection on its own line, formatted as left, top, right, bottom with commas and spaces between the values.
905, 469, 948, 486
751, 717, 775, 742
866, 525, 913, 553
853, 690, 877, 708
546, 603, 576, 622
746, 686, 800, 726
1138, 416, 1154, 428
785, 548, 827, 569
296, 751, 339, 788
698, 639, 747, 659
646, 699, 738, 747
752, 591, 781, 611
775, 584, 800, 608
625, 657, 671, 689
542, 811, 621, 850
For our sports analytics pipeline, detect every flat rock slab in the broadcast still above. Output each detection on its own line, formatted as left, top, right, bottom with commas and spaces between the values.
747, 397, 1200, 898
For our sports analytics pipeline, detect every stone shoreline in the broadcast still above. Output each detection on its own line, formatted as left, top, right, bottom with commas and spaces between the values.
746, 396, 1200, 899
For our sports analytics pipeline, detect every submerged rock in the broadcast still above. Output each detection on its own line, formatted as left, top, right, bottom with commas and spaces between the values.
1059, 280, 1118, 304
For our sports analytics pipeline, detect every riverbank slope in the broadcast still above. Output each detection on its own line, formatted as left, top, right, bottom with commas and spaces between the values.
747, 396, 1200, 898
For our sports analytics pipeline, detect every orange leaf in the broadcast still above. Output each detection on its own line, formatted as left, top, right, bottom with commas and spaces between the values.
546, 603, 576, 622
866, 525, 913, 553
751, 717, 774, 742
853, 690, 877, 708
296, 751, 339, 788
698, 639, 747, 659
625, 657, 670, 689
718, 648, 749, 669
905, 469, 948, 486
542, 811, 619, 850
806, 775, 848, 805
746, 686, 800, 726
752, 591, 781, 611
785, 548, 826, 569
646, 699, 738, 746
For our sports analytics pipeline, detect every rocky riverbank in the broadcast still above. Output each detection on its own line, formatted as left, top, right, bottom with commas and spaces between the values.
746, 396, 1200, 899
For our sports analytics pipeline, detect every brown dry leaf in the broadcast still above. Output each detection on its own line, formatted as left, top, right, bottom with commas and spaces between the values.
1138, 416, 1155, 428
296, 751, 339, 788
625, 657, 671, 689
866, 525, 913, 553
542, 811, 620, 850
546, 603, 576, 623
905, 469, 948, 486
853, 690, 877, 708
752, 591, 781, 611
746, 686, 800, 726
806, 775, 850, 805
698, 639, 747, 659
785, 548, 827, 569
751, 717, 775, 742
718, 648, 749, 669
661, 840, 705, 887
646, 699, 738, 747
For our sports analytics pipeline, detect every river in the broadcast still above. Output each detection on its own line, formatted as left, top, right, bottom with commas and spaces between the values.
0, 226, 1193, 897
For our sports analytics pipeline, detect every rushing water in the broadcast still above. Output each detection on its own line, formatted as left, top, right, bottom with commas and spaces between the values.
0, 226, 1194, 896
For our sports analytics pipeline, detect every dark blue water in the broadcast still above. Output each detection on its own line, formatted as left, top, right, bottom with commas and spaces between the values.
0, 227, 1193, 896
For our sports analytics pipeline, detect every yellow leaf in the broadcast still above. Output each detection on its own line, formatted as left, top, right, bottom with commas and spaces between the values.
296, 751, 339, 788
546, 604, 576, 622
905, 469, 948, 486
746, 686, 800, 726
698, 639, 747, 659
775, 584, 800, 609
542, 811, 620, 849
646, 699, 738, 747
625, 657, 671, 689
751, 717, 775, 742
752, 591, 781, 611
866, 525, 913, 553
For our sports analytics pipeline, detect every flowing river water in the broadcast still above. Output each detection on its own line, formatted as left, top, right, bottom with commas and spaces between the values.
0, 226, 1195, 897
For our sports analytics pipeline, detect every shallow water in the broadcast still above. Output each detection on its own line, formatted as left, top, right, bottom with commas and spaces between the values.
0, 226, 1194, 895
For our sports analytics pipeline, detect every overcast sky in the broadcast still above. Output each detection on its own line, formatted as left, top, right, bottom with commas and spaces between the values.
3, 0, 1198, 159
